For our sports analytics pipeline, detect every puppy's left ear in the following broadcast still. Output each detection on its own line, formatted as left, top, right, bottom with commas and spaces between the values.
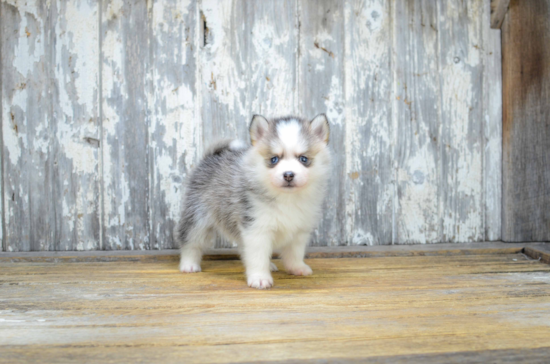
310, 114, 330, 144
249, 115, 269, 146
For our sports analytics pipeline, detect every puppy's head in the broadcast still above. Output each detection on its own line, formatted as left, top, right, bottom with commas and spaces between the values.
249, 114, 330, 192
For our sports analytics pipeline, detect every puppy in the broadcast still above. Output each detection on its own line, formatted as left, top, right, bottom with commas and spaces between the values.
175, 114, 331, 289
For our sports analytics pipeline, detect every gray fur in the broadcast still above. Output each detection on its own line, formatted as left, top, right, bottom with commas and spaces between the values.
175, 139, 258, 247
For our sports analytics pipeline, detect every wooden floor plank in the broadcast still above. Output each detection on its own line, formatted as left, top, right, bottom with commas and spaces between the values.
1, 254, 550, 363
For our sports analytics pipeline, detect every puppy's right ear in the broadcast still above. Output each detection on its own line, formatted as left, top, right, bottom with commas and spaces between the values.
249, 115, 269, 146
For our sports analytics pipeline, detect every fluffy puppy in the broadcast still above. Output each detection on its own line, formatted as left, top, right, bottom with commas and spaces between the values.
175, 114, 331, 289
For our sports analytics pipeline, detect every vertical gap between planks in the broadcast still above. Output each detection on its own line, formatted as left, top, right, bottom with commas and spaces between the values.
390, 0, 397, 245
147, 0, 153, 249
147, 0, 155, 250
480, 0, 486, 241
435, 0, 444, 243
98, 0, 104, 250
147, 0, 154, 249
48, 2, 57, 251
341, 0, 347, 245
0, 0, 4, 251
295, 0, 301, 115
501, 7, 506, 241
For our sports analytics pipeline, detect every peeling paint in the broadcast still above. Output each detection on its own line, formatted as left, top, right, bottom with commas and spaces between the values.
2, 0, 502, 251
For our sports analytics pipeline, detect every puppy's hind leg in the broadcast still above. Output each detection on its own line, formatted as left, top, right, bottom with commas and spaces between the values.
176, 216, 214, 273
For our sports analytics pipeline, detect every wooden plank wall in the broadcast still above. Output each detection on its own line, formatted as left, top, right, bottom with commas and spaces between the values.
0, 0, 502, 251
502, 0, 550, 242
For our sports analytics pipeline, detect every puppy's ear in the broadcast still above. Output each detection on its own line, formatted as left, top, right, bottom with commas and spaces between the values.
249, 115, 269, 146
310, 114, 330, 144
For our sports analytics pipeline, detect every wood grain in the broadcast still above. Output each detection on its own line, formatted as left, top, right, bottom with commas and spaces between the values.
393, 1, 440, 244
101, 0, 150, 250
298, 0, 345, 245
0, 242, 535, 263
1, 0, 505, 250
344, 0, 393, 245
502, 0, 550, 242
2, 2, 57, 251
437, 0, 484, 243
1, 254, 550, 363
148, 0, 200, 249
482, 0, 503, 242
199, 0, 249, 147
490, 0, 510, 29
524, 244, 550, 265
51, 0, 101, 251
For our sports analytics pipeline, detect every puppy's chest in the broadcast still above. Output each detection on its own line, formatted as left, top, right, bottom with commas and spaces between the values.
255, 198, 318, 234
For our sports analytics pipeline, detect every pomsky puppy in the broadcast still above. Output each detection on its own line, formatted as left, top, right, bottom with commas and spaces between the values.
175, 114, 331, 289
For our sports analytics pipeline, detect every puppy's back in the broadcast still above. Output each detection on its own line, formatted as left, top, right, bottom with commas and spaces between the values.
177, 139, 250, 244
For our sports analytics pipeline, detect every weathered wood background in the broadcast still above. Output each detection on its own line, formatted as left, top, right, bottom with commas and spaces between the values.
502, 0, 550, 242
0, 0, 502, 251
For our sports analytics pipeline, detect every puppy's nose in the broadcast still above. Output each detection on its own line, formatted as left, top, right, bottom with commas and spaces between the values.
283, 171, 294, 182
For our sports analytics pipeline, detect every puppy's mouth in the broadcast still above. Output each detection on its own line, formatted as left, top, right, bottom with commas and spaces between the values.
282, 182, 298, 189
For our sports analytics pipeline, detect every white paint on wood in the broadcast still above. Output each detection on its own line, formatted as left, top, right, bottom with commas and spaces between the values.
482, 0, 502, 241
393, 0, 441, 244
1, 0, 504, 250
344, 0, 393, 245
437, 0, 484, 243
52, 0, 100, 251
2, 0, 54, 251
101, 0, 150, 250
149, 0, 200, 249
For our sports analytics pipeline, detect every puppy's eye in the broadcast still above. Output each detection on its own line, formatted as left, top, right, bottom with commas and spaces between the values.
299, 156, 308, 164
270, 156, 279, 164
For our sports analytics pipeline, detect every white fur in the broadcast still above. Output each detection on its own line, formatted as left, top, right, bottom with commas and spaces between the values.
276, 120, 306, 152
240, 124, 330, 288
229, 139, 247, 151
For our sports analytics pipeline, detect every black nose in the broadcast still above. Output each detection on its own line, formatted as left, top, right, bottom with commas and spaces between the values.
283, 171, 294, 182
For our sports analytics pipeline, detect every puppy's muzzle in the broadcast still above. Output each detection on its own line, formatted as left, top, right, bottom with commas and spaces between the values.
283, 171, 294, 182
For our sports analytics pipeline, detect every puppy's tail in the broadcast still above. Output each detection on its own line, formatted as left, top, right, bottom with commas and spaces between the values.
203, 139, 248, 157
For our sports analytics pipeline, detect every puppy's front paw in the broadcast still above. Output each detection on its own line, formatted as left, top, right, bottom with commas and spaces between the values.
179, 261, 201, 273
287, 263, 313, 276
247, 274, 274, 289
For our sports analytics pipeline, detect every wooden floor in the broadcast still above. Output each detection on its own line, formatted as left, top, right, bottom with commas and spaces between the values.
2, 248, 550, 363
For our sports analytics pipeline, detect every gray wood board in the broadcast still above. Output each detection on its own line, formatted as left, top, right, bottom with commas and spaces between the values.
437, 1, 484, 243
148, 0, 199, 250
393, 0, 440, 243
298, 0, 345, 246
482, 0, 503, 242
344, 0, 393, 245
101, 0, 150, 250
502, 0, 550, 242
1, 0, 503, 251
1, 1, 101, 252
1, 2, 54, 252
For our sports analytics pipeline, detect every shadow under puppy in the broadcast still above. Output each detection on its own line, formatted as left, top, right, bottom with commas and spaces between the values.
175, 114, 331, 289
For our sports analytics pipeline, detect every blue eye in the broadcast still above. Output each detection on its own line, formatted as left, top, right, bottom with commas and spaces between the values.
299, 156, 308, 163
270, 156, 279, 164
